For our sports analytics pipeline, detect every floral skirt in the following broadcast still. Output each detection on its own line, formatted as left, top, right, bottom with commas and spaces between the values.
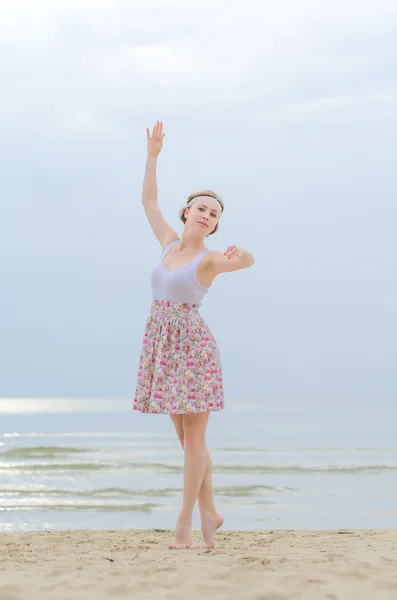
133, 299, 224, 414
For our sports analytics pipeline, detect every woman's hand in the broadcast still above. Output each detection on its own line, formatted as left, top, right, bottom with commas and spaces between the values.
224, 245, 245, 260
146, 120, 166, 157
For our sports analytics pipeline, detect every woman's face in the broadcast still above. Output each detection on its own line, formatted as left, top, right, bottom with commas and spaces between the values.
185, 202, 220, 235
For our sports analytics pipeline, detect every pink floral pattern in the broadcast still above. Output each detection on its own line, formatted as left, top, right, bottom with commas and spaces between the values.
133, 300, 224, 414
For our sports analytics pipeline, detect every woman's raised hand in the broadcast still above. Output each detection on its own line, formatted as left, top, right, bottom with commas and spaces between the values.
146, 120, 166, 157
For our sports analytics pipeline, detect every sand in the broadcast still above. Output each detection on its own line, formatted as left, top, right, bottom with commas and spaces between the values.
1, 528, 397, 599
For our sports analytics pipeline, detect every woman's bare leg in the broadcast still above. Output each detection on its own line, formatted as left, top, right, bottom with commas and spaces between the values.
170, 414, 215, 510
168, 412, 209, 549
169, 413, 223, 549
196, 447, 224, 548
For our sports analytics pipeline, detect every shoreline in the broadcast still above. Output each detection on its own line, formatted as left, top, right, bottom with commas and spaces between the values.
2, 528, 397, 599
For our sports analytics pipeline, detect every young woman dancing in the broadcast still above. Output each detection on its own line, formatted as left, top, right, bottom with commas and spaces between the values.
133, 120, 255, 550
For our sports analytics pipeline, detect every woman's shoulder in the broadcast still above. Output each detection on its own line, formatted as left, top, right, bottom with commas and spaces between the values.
200, 249, 221, 269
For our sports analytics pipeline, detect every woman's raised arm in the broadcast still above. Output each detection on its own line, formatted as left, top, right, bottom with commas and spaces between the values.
141, 121, 178, 248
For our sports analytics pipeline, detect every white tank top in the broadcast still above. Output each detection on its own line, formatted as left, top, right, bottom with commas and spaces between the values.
151, 240, 210, 307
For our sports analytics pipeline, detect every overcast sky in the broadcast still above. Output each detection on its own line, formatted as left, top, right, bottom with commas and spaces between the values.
1, 0, 396, 402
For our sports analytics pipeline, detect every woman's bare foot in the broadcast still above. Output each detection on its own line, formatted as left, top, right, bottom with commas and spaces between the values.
195, 510, 224, 548
168, 523, 192, 550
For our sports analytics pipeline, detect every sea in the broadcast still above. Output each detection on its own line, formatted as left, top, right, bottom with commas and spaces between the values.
1, 397, 396, 533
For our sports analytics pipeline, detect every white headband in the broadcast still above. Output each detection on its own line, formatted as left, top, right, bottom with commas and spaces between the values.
186, 195, 223, 214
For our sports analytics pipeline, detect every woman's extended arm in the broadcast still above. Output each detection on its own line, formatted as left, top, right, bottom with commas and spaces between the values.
142, 154, 159, 206
205, 245, 255, 278
141, 121, 178, 248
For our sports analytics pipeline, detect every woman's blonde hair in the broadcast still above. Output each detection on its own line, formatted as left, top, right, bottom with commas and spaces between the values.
178, 190, 224, 236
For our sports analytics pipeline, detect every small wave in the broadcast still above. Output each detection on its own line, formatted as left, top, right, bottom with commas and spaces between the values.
3, 432, 172, 438
1, 461, 397, 475
2, 447, 93, 459
0, 487, 181, 498
0, 461, 182, 473
0, 502, 160, 512
0, 461, 127, 472
216, 447, 397, 454
0, 484, 296, 499
213, 464, 397, 474
213, 485, 296, 496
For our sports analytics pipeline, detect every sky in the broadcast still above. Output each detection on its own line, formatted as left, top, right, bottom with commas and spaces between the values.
1, 0, 396, 402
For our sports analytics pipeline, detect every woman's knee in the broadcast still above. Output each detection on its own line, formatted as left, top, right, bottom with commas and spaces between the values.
183, 413, 209, 446
183, 429, 206, 451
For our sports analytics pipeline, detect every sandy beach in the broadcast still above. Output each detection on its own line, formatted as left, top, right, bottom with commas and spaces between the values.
1, 528, 397, 599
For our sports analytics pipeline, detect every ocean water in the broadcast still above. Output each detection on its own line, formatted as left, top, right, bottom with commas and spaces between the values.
0, 397, 396, 533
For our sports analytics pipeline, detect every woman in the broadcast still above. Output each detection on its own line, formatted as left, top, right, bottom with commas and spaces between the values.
133, 120, 255, 550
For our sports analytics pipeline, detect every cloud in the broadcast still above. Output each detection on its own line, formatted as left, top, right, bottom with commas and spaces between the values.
1, 0, 396, 131
1, 0, 397, 398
